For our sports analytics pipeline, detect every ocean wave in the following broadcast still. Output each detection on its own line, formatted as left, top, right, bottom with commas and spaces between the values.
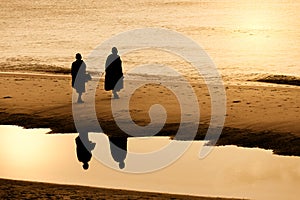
2, 56, 300, 87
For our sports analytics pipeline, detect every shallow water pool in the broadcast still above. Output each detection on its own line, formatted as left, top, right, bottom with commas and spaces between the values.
0, 125, 299, 200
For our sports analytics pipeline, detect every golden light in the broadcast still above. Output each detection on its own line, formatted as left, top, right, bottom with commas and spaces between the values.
240, 13, 271, 30
1, 126, 51, 168
234, 2, 279, 30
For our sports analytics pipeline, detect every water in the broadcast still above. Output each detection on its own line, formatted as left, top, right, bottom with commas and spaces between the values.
1, 0, 300, 84
1, 125, 300, 200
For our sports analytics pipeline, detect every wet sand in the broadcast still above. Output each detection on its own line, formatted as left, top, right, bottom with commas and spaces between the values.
0, 178, 235, 200
0, 73, 299, 156
257, 75, 300, 86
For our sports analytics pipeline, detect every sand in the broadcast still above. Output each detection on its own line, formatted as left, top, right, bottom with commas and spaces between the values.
0, 72, 299, 156
0, 178, 236, 200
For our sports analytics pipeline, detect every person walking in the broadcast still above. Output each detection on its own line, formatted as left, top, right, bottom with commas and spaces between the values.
104, 47, 123, 99
71, 53, 86, 103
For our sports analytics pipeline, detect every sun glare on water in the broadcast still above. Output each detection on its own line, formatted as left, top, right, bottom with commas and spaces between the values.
1, 126, 51, 168
233, 1, 281, 30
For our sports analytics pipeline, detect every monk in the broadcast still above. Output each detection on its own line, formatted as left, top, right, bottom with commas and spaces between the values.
104, 47, 123, 99
71, 53, 86, 103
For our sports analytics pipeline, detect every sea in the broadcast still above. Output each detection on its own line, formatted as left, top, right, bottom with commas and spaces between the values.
1, 0, 300, 84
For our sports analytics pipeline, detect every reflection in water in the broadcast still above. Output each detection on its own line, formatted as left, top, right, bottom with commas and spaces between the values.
75, 131, 96, 170
108, 137, 128, 169
1, 126, 300, 200
76, 131, 128, 170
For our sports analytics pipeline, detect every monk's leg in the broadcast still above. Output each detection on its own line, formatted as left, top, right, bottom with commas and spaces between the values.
77, 92, 84, 103
112, 89, 119, 99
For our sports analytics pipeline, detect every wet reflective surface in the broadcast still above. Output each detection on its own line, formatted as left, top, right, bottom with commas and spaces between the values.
0, 125, 299, 200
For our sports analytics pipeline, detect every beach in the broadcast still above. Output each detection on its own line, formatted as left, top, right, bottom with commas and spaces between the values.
0, 178, 235, 200
0, 72, 299, 156
1, 0, 300, 199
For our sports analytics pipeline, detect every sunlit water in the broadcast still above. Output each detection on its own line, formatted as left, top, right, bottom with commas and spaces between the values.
1, 0, 300, 84
0, 126, 299, 200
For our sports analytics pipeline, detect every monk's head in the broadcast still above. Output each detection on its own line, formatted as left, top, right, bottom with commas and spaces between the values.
76, 53, 82, 60
112, 47, 118, 55
83, 162, 89, 170
119, 161, 125, 169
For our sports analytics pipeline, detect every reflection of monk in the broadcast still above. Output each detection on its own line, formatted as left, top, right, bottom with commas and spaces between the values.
109, 137, 128, 169
75, 132, 95, 170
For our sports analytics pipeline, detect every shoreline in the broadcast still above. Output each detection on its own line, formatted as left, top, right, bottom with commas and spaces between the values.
1, 71, 300, 87
0, 178, 237, 200
0, 71, 70, 77
0, 72, 299, 156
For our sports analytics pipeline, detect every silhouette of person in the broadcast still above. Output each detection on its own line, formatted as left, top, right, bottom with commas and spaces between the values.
105, 47, 123, 99
109, 137, 128, 169
75, 131, 96, 170
71, 53, 87, 103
